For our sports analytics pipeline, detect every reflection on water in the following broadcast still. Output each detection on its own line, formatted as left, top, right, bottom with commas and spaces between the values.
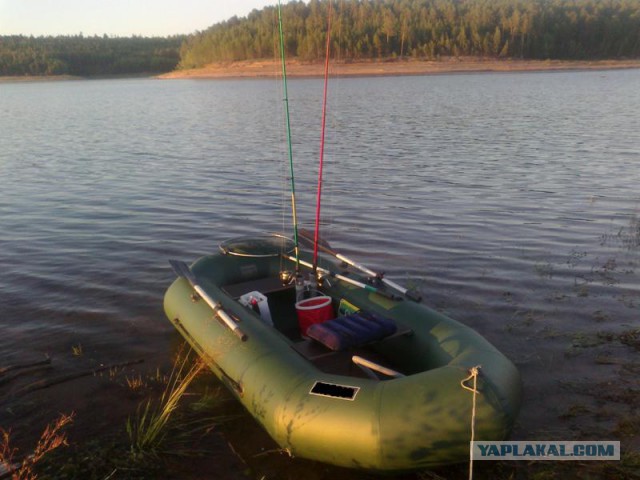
0, 71, 639, 444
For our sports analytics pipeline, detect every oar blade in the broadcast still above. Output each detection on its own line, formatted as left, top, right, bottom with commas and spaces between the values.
403, 289, 422, 302
169, 259, 196, 285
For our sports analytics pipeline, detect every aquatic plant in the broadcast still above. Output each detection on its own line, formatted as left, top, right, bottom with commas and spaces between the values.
600, 212, 640, 251
32, 362, 228, 478
189, 387, 225, 413
625, 215, 640, 250
0, 412, 73, 480
126, 348, 205, 458
125, 374, 146, 393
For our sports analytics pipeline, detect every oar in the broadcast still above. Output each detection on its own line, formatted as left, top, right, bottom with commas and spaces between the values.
298, 229, 422, 302
169, 260, 247, 341
284, 255, 397, 300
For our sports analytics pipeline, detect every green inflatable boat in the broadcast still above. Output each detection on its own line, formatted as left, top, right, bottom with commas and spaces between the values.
164, 234, 521, 472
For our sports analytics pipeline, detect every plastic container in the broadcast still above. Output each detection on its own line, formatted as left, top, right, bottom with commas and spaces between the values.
295, 295, 334, 335
239, 291, 273, 326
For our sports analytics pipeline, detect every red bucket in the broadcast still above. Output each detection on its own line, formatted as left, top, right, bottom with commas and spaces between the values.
295, 296, 334, 335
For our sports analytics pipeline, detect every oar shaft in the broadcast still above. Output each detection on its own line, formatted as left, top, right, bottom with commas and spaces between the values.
337, 254, 410, 294
299, 229, 420, 301
334, 251, 408, 294
335, 253, 377, 278
192, 285, 247, 341
284, 255, 394, 299
170, 260, 247, 341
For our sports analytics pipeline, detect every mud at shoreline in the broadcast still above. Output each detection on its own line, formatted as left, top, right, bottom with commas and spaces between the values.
159, 57, 640, 80
3, 324, 638, 479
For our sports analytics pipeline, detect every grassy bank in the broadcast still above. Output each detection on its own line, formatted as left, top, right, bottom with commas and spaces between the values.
1, 338, 638, 479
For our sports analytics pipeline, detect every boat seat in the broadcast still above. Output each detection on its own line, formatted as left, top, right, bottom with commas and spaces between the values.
306, 312, 398, 351
223, 276, 292, 298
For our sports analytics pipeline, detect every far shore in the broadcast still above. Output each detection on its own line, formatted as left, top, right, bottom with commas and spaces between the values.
0, 73, 154, 83
159, 57, 640, 80
0, 74, 83, 83
3, 58, 638, 83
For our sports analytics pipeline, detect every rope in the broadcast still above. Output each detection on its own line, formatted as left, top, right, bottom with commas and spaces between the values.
461, 365, 481, 480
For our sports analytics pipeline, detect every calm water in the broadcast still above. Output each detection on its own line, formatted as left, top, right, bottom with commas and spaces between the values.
1, 71, 639, 445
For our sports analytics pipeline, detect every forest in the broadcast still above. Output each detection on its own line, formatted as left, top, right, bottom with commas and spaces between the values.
0, 35, 183, 76
2, 0, 639, 77
179, 0, 640, 68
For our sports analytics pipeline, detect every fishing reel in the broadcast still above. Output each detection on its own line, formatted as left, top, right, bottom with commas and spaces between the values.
279, 270, 295, 286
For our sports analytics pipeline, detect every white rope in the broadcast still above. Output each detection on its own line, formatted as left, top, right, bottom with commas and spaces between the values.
461, 365, 481, 480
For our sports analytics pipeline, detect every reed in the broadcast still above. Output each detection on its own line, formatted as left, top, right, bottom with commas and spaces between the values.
125, 374, 146, 392
31, 354, 224, 478
126, 348, 205, 458
0, 412, 73, 480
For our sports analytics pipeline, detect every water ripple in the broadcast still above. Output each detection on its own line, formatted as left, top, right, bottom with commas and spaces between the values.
0, 74, 639, 437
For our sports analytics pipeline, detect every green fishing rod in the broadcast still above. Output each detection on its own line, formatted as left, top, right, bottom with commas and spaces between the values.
277, 0, 300, 274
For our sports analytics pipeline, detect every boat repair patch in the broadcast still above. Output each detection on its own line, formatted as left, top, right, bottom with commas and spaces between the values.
310, 381, 360, 400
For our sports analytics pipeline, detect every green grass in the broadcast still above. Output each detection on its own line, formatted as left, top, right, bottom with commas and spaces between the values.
33, 347, 230, 479
1, 412, 74, 480
126, 349, 205, 458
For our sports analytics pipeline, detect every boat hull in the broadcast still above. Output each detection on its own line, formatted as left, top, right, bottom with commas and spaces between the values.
164, 247, 521, 471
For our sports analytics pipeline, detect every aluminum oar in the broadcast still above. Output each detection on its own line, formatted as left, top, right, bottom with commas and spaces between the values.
169, 260, 248, 341
298, 229, 422, 302
284, 255, 397, 300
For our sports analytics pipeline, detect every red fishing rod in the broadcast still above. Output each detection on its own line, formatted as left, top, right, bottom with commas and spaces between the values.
312, 0, 333, 278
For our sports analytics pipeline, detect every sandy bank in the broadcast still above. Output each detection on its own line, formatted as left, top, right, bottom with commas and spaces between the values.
0, 74, 83, 83
159, 57, 640, 80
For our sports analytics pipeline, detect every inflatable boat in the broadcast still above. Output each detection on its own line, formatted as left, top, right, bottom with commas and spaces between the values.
163, 234, 521, 472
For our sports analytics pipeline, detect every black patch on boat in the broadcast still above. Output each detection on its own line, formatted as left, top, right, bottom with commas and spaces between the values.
310, 381, 359, 400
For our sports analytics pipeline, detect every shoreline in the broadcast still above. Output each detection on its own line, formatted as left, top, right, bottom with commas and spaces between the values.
3, 58, 638, 83
0, 73, 156, 83
0, 74, 83, 83
159, 57, 640, 80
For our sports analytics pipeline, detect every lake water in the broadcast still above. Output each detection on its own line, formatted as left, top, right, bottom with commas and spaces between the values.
1, 70, 639, 456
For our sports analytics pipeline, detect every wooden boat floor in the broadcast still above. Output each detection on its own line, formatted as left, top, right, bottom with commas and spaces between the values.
292, 339, 402, 379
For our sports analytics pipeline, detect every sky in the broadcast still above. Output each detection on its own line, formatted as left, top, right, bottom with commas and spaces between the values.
0, 0, 280, 37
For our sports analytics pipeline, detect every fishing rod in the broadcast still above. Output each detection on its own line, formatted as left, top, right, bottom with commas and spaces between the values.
277, 0, 300, 274
312, 0, 333, 277
299, 229, 422, 302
